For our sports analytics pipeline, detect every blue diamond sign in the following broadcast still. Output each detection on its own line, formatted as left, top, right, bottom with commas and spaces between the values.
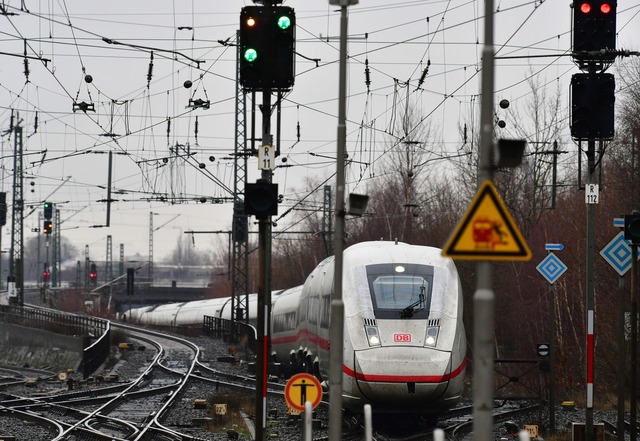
600, 232, 639, 276
536, 252, 568, 284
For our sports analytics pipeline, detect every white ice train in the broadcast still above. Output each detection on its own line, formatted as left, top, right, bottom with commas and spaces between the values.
127, 241, 467, 414
125, 293, 262, 326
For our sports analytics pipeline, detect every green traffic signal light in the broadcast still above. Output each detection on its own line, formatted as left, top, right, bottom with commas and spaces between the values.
277, 15, 291, 30
244, 48, 258, 63
44, 201, 53, 220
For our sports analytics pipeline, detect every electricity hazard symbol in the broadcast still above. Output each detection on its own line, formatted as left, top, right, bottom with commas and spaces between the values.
443, 180, 532, 261
284, 373, 323, 412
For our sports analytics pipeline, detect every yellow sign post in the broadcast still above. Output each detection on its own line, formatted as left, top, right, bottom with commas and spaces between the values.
284, 373, 323, 412
443, 180, 532, 261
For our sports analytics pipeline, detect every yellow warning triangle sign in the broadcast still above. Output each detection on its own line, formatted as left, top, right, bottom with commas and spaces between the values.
443, 180, 532, 261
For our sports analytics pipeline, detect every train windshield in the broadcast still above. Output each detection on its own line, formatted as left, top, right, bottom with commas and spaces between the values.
366, 263, 434, 319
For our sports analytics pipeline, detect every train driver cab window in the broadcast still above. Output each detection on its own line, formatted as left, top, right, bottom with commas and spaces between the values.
366, 263, 434, 319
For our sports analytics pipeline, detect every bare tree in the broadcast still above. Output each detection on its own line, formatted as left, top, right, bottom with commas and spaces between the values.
164, 234, 213, 266
361, 94, 443, 243
500, 71, 568, 236
454, 71, 569, 237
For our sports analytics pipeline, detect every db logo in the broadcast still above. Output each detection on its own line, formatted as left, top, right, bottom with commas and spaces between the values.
394, 333, 411, 342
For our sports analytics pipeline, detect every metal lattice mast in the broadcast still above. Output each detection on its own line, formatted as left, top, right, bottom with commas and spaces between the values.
119, 243, 124, 276
52, 208, 61, 287
232, 29, 249, 324
148, 212, 153, 282
8, 123, 24, 306
106, 235, 113, 283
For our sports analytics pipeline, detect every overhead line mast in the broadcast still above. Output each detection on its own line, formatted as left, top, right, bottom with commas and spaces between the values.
8, 119, 24, 306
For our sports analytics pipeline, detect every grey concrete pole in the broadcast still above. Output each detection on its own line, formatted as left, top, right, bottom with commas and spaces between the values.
329, 4, 348, 441
474, 0, 495, 440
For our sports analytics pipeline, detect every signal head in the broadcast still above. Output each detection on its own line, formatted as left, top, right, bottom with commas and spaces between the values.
625, 213, 640, 244
244, 179, 278, 219
572, 0, 617, 65
43, 220, 53, 234
44, 201, 53, 219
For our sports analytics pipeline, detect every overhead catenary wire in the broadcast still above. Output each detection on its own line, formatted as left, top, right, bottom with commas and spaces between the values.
0, 0, 633, 251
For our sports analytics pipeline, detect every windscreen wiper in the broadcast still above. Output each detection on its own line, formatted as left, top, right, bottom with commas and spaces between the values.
399, 287, 425, 319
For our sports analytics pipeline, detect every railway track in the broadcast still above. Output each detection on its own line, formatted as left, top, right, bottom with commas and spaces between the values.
0, 319, 302, 440
1, 322, 202, 440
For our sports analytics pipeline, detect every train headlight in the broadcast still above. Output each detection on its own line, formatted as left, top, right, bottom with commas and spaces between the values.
424, 326, 439, 347
365, 325, 381, 347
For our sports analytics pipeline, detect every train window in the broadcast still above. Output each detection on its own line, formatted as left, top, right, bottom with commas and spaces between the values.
273, 311, 296, 333
309, 295, 319, 325
299, 297, 308, 323
320, 294, 330, 329
366, 263, 434, 319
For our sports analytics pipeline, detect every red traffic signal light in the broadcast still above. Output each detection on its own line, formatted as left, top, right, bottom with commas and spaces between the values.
572, 0, 616, 64
90, 263, 98, 285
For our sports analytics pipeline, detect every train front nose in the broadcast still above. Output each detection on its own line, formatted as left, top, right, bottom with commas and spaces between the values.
351, 347, 459, 410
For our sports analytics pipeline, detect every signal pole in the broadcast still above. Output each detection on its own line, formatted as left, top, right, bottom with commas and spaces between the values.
255, 87, 272, 441
585, 138, 596, 441
240, 3, 295, 441
570, 3, 618, 440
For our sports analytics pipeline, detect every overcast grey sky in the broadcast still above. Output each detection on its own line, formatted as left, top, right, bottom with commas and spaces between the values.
0, 0, 638, 263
